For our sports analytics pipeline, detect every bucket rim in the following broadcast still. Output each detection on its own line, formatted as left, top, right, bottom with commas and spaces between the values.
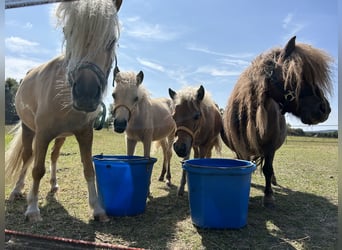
93, 154, 157, 163
183, 158, 256, 170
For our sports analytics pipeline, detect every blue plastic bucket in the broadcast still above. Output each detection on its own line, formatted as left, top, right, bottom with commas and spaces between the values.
182, 158, 256, 229
93, 155, 157, 216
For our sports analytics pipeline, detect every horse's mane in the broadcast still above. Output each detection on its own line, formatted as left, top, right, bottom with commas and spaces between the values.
172, 86, 215, 109
55, 0, 120, 70
115, 71, 151, 101
247, 43, 333, 104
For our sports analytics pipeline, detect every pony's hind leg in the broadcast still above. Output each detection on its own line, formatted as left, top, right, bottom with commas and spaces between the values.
75, 128, 109, 222
8, 124, 34, 201
158, 138, 172, 186
49, 137, 66, 193
262, 152, 276, 208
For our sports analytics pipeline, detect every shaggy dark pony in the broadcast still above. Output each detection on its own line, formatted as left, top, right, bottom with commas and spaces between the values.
223, 36, 332, 208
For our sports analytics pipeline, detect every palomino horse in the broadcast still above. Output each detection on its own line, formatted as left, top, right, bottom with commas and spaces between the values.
169, 85, 223, 195
112, 68, 176, 186
5, 0, 122, 222
223, 36, 332, 208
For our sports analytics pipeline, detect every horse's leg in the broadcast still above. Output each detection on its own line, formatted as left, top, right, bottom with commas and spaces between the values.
49, 137, 66, 193
75, 128, 109, 222
25, 132, 51, 222
142, 138, 154, 195
177, 166, 187, 196
262, 151, 276, 208
178, 145, 199, 196
126, 137, 137, 156
9, 124, 34, 201
158, 139, 172, 186
158, 139, 167, 182
166, 132, 174, 186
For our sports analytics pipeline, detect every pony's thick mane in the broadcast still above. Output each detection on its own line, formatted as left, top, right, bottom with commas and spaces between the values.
173, 86, 215, 108
248, 43, 333, 104
56, 0, 120, 70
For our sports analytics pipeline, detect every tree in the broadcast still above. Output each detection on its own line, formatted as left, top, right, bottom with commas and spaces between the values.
5, 78, 20, 124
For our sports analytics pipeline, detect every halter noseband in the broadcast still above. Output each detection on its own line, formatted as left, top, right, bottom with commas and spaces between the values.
113, 104, 132, 122
68, 61, 108, 90
176, 126, 195, 142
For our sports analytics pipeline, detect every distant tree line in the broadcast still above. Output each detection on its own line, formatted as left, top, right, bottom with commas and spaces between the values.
286, 123, 338, 138
5, 78, 20, 125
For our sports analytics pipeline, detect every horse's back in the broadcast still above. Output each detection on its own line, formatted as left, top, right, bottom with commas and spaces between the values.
150, 97, 176, 139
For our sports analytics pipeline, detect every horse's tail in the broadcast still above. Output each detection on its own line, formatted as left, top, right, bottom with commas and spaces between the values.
220, 127, 230, 149
212, 134, 222, 156
5, 123, 32, 185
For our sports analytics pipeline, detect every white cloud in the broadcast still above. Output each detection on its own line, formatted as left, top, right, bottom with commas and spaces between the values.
137, 57, 165, 72
24, 22, 33, 29
282, 13, 293, 29
218, 58, 250, 67
186, 44, 254, 59
282, 13, 306, 39
5, 56, 43, 80
196, 66, 241, 77
123, 16, 180, 41
5, 36, 40, 53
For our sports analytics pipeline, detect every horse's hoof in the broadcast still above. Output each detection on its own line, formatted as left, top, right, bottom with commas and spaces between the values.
262, 196, 275, 209
25, 212, 43, 223
8, 191, 24, 201
166, 180, 171, 187
94, 213, 110, 222
50, 185, 59, 193
158, 176, 164, 182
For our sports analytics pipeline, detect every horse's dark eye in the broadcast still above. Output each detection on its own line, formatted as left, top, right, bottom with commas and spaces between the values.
193, 112, 201, 120
133, 96, 138, 102
112, 93, 116, 99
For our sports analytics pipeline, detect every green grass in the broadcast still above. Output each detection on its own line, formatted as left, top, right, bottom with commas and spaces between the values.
5, 128, 338, 249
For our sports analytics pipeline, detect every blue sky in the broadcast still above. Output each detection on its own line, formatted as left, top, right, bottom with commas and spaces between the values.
5, 0, 338, 131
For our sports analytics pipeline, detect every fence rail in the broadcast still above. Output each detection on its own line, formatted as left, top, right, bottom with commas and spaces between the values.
5, 0, 76, 9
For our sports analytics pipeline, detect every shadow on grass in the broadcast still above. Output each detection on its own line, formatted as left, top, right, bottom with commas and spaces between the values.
5, 181, 337, 249
5, 193, 98, 249
88, 184, 190, 249
5, 184, 190, 249
196, 183, 338, 249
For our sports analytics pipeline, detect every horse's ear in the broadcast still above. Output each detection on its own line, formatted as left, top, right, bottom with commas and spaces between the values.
197, 85, 205, 102
114, 66, 120, 77
112, 66, 120, 86
136, 71, 144, 85
282, 36, 296, 59
169, 88, 176, 100
114, 0, 122, 12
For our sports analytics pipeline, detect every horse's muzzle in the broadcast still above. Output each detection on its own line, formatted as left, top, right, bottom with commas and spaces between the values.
113, 119, 127, 133
173, 142, 190, 158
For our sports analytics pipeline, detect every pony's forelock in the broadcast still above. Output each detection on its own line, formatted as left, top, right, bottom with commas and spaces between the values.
282, 43, 333, 98
173, 86, 215, 108
56, 0, 120, 70
115, 71, 150, 100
